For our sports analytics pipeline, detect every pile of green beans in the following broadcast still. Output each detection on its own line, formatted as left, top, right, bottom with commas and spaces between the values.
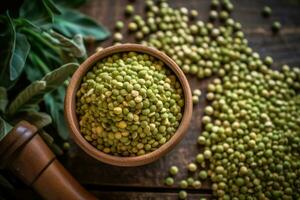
113, 0, 300, 199
76, 52, 184, 156
202, 64, 300, 200
118, 0, 242, 80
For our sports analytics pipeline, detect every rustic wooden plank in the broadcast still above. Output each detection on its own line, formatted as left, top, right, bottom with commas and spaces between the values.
12, 0, 300, 199
80, 0, 300, 38
231, 0, 300, 28
80, 0, 300, 68
66, 0, 300, 191
91, 191, 212, 200
13, 188, 212, 200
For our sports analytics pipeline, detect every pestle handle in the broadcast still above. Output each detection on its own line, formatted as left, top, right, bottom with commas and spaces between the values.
0, 121, 97, 200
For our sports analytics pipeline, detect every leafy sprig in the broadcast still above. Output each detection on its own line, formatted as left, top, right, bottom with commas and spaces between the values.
0, 0, 110, 185
0, 0, 109, 192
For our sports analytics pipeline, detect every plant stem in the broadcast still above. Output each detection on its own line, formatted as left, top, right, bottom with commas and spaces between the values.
29, 52, 51, 74
21, 28, 62, 56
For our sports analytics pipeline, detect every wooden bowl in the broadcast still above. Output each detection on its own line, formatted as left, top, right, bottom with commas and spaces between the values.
65, 44, 192, 167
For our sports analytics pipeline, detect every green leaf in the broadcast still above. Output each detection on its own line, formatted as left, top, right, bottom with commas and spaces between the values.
72, 34, 86, 59
40, 130, 54, 145
41, 62, 78, 90
53, 0, 86, 8
19, 0, 58, 27
44, 90, 69, 139
13, 18, 40, 31
25, 41, 61, 76
10, 32, 31, 80
0, 117, 13, 141
53, 8, 110, 41
21, 111, 52, 129
17, 104, 40, 113
24, 58, 45, 82
7, 63, 78, 116
49, 142, 63, 155
0, 13, 17, 89
7, 81, 47, 116
48, 31, 86, 58
44, 0, 61, 15
0, 87, 8, 113
0, 14, 30, 88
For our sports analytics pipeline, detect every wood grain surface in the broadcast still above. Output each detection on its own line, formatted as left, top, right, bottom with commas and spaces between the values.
10, 0, 300, 199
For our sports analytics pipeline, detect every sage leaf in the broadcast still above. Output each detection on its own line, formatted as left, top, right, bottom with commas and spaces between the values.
26, 46, 60, 77
0, 14, 31, 87
48, 31, 86, 58
0, 13, 17, 89
7, 63, 78, 116
10, 32, 31, 80
44, 0, 61, 15
13, 18, 40, 32
17, 104, 40, 113
44, 88, 69, 140
24, 59, 45, 82
49, 142, 63, 155
21, 111, 52, 129
20, 0, 59, 27
0, 117, 13, 141
53, 8, 110, 41
7, 81, 47, 116
41, 62, 78, 90
0, 87, 8, 113
40, 130, 54, 145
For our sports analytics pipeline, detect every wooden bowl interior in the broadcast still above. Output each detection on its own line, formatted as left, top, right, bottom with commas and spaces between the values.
65, 44, 192, 167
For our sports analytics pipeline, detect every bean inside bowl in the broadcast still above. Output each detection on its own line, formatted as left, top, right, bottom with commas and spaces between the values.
65, 44, 192, 166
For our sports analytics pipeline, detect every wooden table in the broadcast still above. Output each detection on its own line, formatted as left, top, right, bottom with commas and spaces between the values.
13, 0, 300, 199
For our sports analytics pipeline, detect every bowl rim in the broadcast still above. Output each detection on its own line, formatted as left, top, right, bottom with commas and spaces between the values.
64, 43, 192, 167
